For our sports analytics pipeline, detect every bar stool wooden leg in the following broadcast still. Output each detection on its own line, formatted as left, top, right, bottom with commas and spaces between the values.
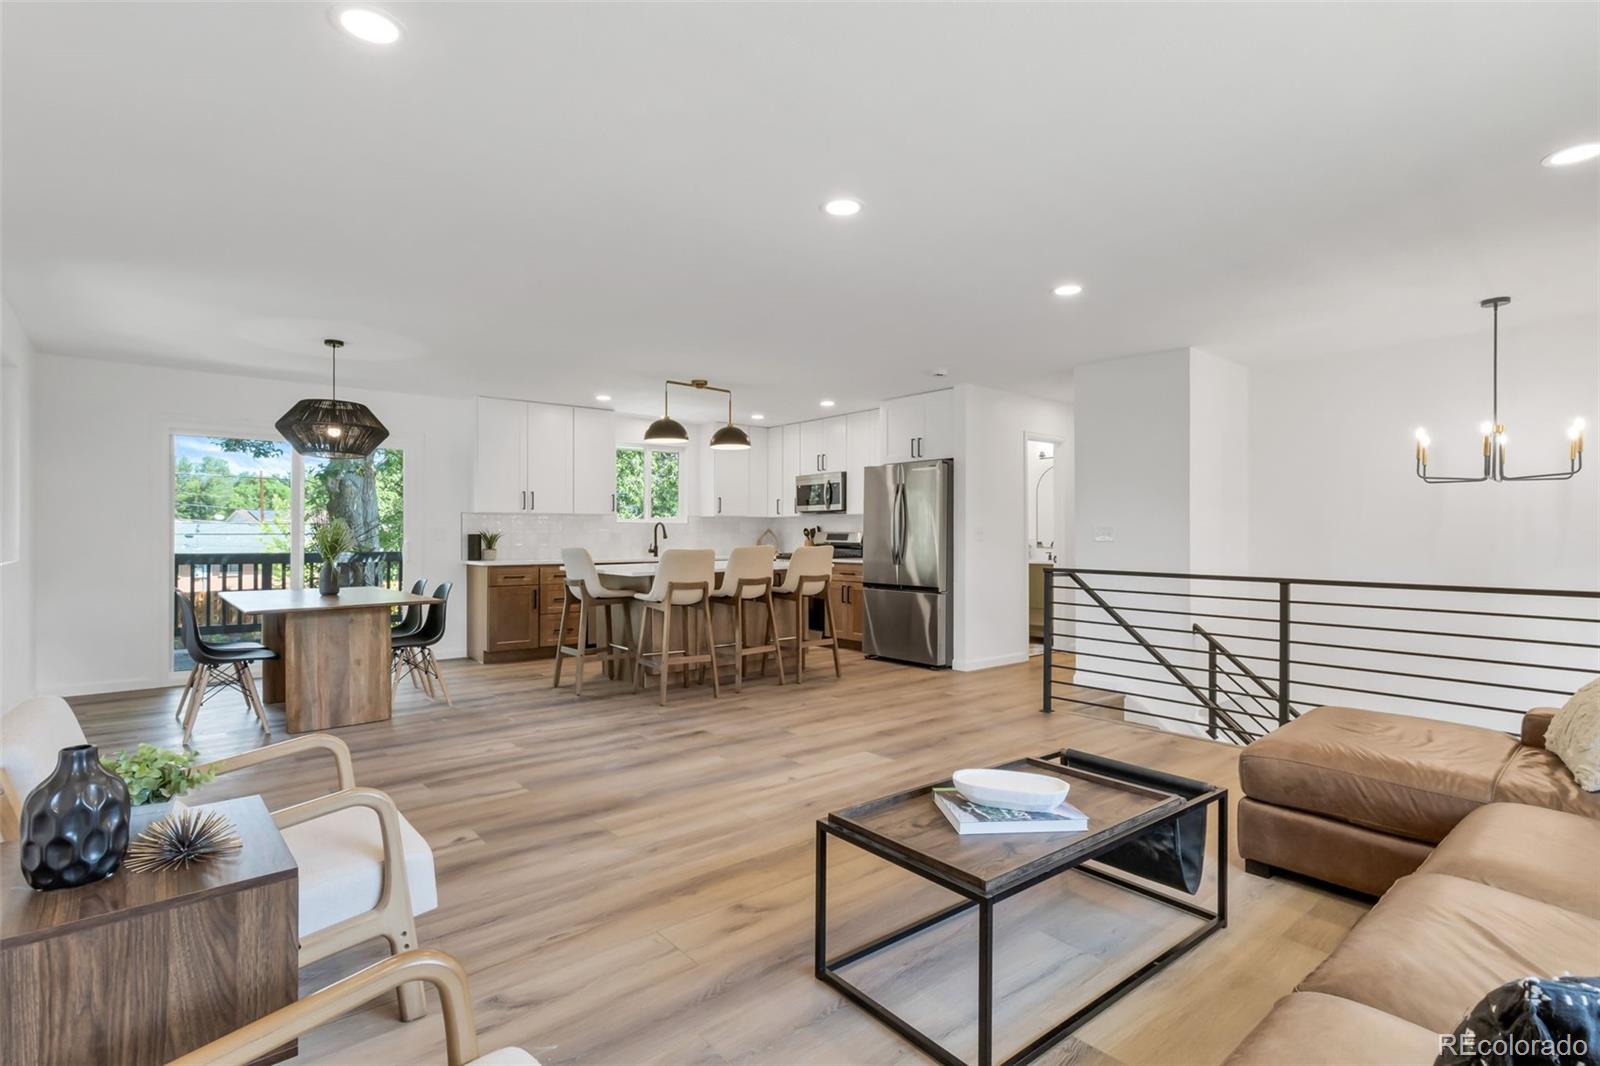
823, 587, 842, 677
701, 597, 721, 698
574, 597, 589, 696
552, 590, 572, 689
733, 598, 745, 692
658, 604, 672, 707
794, 594, 806, 683
633, 608, 650, 692
767, 589, 787, 685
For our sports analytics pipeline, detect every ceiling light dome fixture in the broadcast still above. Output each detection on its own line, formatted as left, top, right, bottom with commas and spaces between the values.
646, 378, 750, 450
332, 6, 403, 45
1414, 297, 1584, 484
1541, 142, 1600, 168
276, 339, 391, 458
1052, 283, 1084, 298
822, 198, 863, 218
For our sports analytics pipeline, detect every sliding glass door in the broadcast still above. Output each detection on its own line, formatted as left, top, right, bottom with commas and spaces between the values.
171, 435, 404, 670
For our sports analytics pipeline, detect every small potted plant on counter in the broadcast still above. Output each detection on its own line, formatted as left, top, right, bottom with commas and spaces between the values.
479, 529, 502, 561
312, 517, 354, 595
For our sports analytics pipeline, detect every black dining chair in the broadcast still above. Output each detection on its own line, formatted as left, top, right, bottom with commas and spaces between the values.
391, 582, 452, 707
174, 590, 278, 745
392, 578, 429, 638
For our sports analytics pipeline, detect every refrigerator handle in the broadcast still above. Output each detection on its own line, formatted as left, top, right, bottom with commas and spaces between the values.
890, 483, 902, 564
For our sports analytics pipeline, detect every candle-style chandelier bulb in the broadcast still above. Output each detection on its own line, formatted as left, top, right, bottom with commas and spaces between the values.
1414, 297, 1584, 484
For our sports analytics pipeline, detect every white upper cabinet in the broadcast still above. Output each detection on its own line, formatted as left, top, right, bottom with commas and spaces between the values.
571, 407, 616, 514
881, 389, 956, 462
746, 427, 770, 518
799, 416, 847, 472
474, 398, 529, 512
525, 402, 574, 513
844, 409, 881, 514
767, 426, 786, 516
782, 423, 804, 486
473, 397, 611, 513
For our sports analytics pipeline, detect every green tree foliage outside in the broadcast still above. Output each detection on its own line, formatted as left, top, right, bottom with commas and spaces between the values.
174, 455, 291, 521
614, 447, 679, 520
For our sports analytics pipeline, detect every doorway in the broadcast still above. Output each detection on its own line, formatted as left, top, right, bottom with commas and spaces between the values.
1026, 436, 1061, 652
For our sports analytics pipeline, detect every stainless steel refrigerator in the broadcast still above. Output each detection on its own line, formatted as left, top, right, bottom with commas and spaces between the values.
862, 459, 953, 667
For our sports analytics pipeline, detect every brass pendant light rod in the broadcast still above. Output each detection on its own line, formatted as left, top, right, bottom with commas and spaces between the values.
647, 378, 751, 449
1414, 297, 1584, 484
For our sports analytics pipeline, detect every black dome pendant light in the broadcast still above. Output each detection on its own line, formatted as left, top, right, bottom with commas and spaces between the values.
276, 339, 391, 459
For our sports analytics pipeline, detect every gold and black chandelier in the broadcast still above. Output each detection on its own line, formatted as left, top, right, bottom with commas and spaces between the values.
275, 339, 390, 459
645, 378, 751, 450
1414, 297, 1584, 484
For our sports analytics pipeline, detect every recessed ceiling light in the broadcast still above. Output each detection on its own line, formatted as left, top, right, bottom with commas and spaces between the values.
333, 6, 402, 45
751, 413, 766, 420
822, 198, 862, 218
819, 399, 836, 408
1542, 142, 1600, 168
1052, 283, 1084, 298
594, 394, 611, 403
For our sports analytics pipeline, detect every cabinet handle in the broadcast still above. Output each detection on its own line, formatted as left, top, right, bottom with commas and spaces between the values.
530, 490, 535, 510
611, 493, 616, 512
521, 490, 527, 509
717, 496, 722, 514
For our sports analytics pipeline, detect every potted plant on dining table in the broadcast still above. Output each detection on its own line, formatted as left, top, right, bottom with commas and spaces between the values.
312, 517, 355, 596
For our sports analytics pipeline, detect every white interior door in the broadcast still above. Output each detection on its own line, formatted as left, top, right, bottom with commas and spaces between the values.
525, 402, 574, 513
474, 397, 528, 511
571, 407, 616, 514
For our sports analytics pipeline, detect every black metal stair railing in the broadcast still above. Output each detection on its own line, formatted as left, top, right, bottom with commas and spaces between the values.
1042, 568, 1600, 745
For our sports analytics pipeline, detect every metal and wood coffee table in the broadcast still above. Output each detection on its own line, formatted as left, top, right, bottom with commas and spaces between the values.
815, 750, 1227, 1066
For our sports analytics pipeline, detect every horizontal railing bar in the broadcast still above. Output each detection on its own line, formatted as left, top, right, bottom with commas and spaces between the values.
1050, 694, 1212, 728
1045, 583, 1279, 605
1284, 661, 1575, 697
1054, 595, 1600, 631
1049, 568, 1600, 599
1064, 614, 1600, 652
1288, 680, 1524, 716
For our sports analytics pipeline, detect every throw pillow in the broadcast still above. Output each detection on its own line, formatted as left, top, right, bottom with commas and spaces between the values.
1434, 975, 1600, 1066
1546, 677, 1600, 792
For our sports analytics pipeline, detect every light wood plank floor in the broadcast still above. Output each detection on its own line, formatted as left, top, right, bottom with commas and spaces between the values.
74, 651, 1368, 1066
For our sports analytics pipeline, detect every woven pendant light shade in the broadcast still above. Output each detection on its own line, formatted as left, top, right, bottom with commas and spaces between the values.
276, 339, 390, 458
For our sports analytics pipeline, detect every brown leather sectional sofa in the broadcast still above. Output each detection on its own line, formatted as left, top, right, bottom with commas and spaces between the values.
1226, 705, 1600, 1064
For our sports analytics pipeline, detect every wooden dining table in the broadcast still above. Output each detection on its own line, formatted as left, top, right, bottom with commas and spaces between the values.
219, 586, 438, 732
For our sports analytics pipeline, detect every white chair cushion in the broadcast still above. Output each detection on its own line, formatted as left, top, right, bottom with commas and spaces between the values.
280, 804, 437, 938
1, 695, 90, 797
469, 1049, 540, 1066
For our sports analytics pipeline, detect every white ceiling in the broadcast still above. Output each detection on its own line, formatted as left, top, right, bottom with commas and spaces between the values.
4, 2, 1597, 424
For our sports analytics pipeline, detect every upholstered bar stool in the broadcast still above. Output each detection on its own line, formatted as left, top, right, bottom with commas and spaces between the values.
633, 548, 718, 707
553, 548, 636, 695
709, 544, 784, 692
772, 544, 840, 683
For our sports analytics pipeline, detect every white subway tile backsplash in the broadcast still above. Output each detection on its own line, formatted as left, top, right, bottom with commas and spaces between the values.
459, 513, 824, 561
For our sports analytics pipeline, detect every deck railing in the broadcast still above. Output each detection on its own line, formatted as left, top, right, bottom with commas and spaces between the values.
1043, 568, 1600, 744
173, 551, 403, 641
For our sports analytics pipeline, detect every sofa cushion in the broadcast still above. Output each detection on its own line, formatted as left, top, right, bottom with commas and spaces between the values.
1491, 747, 1600, 819
280, 805, 438, 938
1296, 872, 1600, 1034
1419, 803, 1600, 918
1223, 992, 1437, 1066
1545, 676, 1600, 790
1239, 706, 1518, 843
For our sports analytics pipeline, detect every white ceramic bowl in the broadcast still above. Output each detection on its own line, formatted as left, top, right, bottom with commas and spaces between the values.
952, 769, 1069, 812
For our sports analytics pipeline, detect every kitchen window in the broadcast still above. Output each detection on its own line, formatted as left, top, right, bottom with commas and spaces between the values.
615, 445, 681, 522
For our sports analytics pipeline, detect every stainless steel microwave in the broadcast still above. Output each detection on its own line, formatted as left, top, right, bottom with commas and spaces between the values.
795, 471, 846, 513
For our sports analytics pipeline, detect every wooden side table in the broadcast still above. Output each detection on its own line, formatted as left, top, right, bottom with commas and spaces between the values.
1, 795, 299, 1066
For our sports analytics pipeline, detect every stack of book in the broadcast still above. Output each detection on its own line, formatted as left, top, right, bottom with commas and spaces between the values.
933, 787, 1088, 835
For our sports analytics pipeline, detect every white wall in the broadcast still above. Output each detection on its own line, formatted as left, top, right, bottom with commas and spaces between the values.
1, 299, 37, 710
953, 384, 1073, 671
1251, 313, 1600, 587
31, 354, 477, 696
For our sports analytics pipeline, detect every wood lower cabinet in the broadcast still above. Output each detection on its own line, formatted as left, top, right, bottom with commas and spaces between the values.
832, 563, 864, 646
467, 564, 563, 662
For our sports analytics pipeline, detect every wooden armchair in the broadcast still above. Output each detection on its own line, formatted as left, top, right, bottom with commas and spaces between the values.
167, 949, 537, 1066
196, 733, 438, 1021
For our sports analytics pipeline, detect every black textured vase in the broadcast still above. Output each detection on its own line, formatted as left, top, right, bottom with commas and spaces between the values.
319, 560, 340, 596
19, 745, 131, 891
